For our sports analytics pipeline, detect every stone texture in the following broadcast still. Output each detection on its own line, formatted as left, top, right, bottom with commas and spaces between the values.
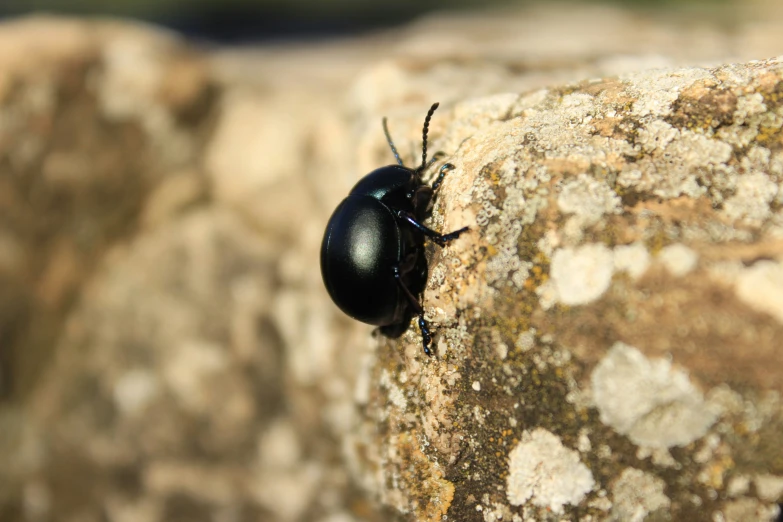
3, 4, 783, 522
341, 56, 783, 521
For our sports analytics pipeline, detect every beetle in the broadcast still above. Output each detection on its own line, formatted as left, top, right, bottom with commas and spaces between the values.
320, 102, 468, 356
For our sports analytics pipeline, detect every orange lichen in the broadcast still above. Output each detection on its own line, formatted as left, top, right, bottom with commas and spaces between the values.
398, 432, 456, 521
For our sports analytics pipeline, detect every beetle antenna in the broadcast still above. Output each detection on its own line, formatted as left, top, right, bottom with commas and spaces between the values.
419, 102, 439, 172
382, 117, 404, 167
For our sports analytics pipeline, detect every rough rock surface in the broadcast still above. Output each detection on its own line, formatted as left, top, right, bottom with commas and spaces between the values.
341, 58, 783, 522
2, 5, 783, 522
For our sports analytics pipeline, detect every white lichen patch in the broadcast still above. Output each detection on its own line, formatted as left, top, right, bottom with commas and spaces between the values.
618, 130, 732, 199
591, 342, 719, 448
577, 428, 592, 453
535, 280, 559, 311
693, 433, 721, 464
473, 162, 538, 290
549, 244, 614, 306
636, 119, 679, 153
506, 428, 595, 514
734, 260, 783, 325
557, 173, 622, 228
719, 498, 781, 522
624, 67, 712, 118
716, 100, 777, 149
560, 92, 596, 120
742, 146, 773, 176
650, 447, 678, 468
754, 474, 783, 502
515, 329, 536, 352
613, 243, 651, 280
657, 243, 698, 277
379, 369, 407, 410
722, 171, 779, 224
611, 468, 670, 522
734, 92, 767, 123
727, 475, 751, 497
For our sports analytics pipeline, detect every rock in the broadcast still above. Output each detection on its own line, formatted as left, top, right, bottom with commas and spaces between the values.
0, 17, 215, 404
341, 57, 783, 521
3, 5, 783, 522
0, 15, 381, 522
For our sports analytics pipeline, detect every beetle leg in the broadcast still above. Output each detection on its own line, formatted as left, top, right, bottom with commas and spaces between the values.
430, 151, 446, 164
392, 265, 434, 356
395, 210, 469, 247
418, 315, 433, 356
412, 161, 455, 214
430, 163, 455, 192
392, 264, 423, 314
438, 226, 470, 244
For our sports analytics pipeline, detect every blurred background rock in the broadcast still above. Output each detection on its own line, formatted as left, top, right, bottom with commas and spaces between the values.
0, 1, 782, 521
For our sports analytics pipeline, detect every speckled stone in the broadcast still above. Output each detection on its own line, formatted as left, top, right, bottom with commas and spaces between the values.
345, 56, 783, 522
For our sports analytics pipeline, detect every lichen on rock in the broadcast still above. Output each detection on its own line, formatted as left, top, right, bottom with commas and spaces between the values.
346, 55, 783, 521
591, 342, 720, 448
506, 428, 595, 513
610, 467, 670, 522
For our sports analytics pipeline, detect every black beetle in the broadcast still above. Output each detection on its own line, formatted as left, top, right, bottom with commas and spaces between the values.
320, 103, 468, 356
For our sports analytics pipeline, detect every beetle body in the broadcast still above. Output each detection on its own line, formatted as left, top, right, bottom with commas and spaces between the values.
320, 103, 467, 355
321, 165, 427, 326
